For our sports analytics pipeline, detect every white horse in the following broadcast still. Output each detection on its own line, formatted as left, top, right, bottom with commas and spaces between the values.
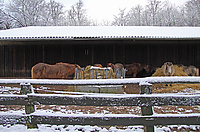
179, 64, 199, 76
163, 62, 175, 76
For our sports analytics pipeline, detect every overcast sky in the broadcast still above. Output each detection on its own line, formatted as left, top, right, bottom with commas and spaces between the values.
56, 0, 189, 22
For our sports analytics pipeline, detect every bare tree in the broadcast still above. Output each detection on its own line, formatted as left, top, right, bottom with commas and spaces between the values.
127, 5, 143, 26
67, 0, 91, 26
42, 0, 66, 26
6, 0, 45, 27
0, 0, 4, 29
101, 19, 112, 26
183, 0, 200, 26
145, 0, 165, 26
112, 8, 128, 26
155, 1, 184, 26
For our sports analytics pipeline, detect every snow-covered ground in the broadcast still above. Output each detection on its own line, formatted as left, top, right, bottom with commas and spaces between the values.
1, 124, 198, 132
1, 84, 200, 132
0, 120, 199, 132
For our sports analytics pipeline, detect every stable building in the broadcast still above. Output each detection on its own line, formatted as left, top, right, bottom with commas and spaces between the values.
0, 26, 200, 78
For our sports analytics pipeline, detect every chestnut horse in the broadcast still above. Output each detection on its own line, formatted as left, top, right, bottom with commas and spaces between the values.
125, 63, 150, 78
94, 64, 103, 68
31, 62, 81, 79
107, 63, 124, 70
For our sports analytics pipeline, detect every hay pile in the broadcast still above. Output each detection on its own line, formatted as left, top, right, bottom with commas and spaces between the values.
151, 65, 200, 92
76, 65, 117, 79
152, 65, 188, 76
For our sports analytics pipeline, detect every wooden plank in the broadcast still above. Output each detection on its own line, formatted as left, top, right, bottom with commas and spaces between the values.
28, 94, 200, 106
4, 45, 13, 77
31, 114, 200, 126
0, 95, 28, 105
0, 114, 27, 125
0, 45, 5, 76
1, 93, 199, 106
13, 45, 26, 77
1, 114, 199, 126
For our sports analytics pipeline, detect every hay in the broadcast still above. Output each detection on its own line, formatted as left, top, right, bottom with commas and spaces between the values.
152, 65, 188, 76
152, 84, 200, 93
151, 65, 200, 93
76, 65, 118, 79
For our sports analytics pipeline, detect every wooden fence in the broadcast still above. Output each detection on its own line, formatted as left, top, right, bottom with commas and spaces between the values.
0, 77, 200, 131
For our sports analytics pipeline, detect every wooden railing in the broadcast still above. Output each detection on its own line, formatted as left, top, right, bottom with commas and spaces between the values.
0, 77, 200, 131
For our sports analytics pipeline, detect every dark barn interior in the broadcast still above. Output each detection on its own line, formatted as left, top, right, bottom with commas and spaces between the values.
0, 38, 200, 78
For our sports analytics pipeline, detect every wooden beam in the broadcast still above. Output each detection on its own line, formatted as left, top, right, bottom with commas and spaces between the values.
31, 114, 200, 126
27, 94, 200, 106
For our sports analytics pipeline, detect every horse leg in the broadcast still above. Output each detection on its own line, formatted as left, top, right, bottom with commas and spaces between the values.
165, 84, 172, 87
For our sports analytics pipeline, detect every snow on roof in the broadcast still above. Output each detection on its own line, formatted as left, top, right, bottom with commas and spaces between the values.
0, 26, 200, 40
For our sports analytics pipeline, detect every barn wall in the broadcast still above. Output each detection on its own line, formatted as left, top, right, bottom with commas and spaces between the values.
0, 45, 4, 76
0, 39, 200, 77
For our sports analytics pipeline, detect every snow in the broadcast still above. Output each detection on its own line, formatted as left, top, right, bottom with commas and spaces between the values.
90, 66, 112, 70
139, 81, 152, 86
1, 76, 200, 86
25, 92, 200, 99
0, 124, 146, 132
1, 109, 200, 132
0, 26, 200, 40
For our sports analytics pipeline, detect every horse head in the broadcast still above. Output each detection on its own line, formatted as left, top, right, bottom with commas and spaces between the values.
75, 64, 81, 69
94, 64, 103, 68
163, 62, 175, 76
107, 63, 115, 69
143, 64, 150, 73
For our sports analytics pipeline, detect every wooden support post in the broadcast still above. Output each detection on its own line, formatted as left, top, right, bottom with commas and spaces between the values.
140, 82, 154, 132
20, 83, 38, 129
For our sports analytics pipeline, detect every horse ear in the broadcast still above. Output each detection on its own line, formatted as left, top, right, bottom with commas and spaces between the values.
163, 63, 167, 75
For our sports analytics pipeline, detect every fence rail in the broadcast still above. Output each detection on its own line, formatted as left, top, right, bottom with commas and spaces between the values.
0, 114, 199, 126
0, 77, 200, 131
1, 76, 200, 85
1, 94, 200, 106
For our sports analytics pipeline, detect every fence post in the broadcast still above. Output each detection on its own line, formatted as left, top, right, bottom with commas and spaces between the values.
20, 83, 38, 129
140, 82, 154, 132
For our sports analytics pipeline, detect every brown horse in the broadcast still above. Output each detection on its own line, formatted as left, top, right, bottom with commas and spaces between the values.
107, 63, 115, 69
107, 63, 124, 70
125, 63, 150, 78
107, 63, 125, 78
94, 64, 103, 68
31, 62, 81, 79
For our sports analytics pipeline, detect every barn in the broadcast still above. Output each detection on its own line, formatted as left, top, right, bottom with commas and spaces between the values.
0, 26, 200, 78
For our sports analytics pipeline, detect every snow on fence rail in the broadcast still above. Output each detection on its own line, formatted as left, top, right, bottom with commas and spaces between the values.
0, 77, 200, 131
1, 76, 200, 85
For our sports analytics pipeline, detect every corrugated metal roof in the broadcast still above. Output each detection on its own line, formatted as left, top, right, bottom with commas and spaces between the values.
0, 26, 200, 40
